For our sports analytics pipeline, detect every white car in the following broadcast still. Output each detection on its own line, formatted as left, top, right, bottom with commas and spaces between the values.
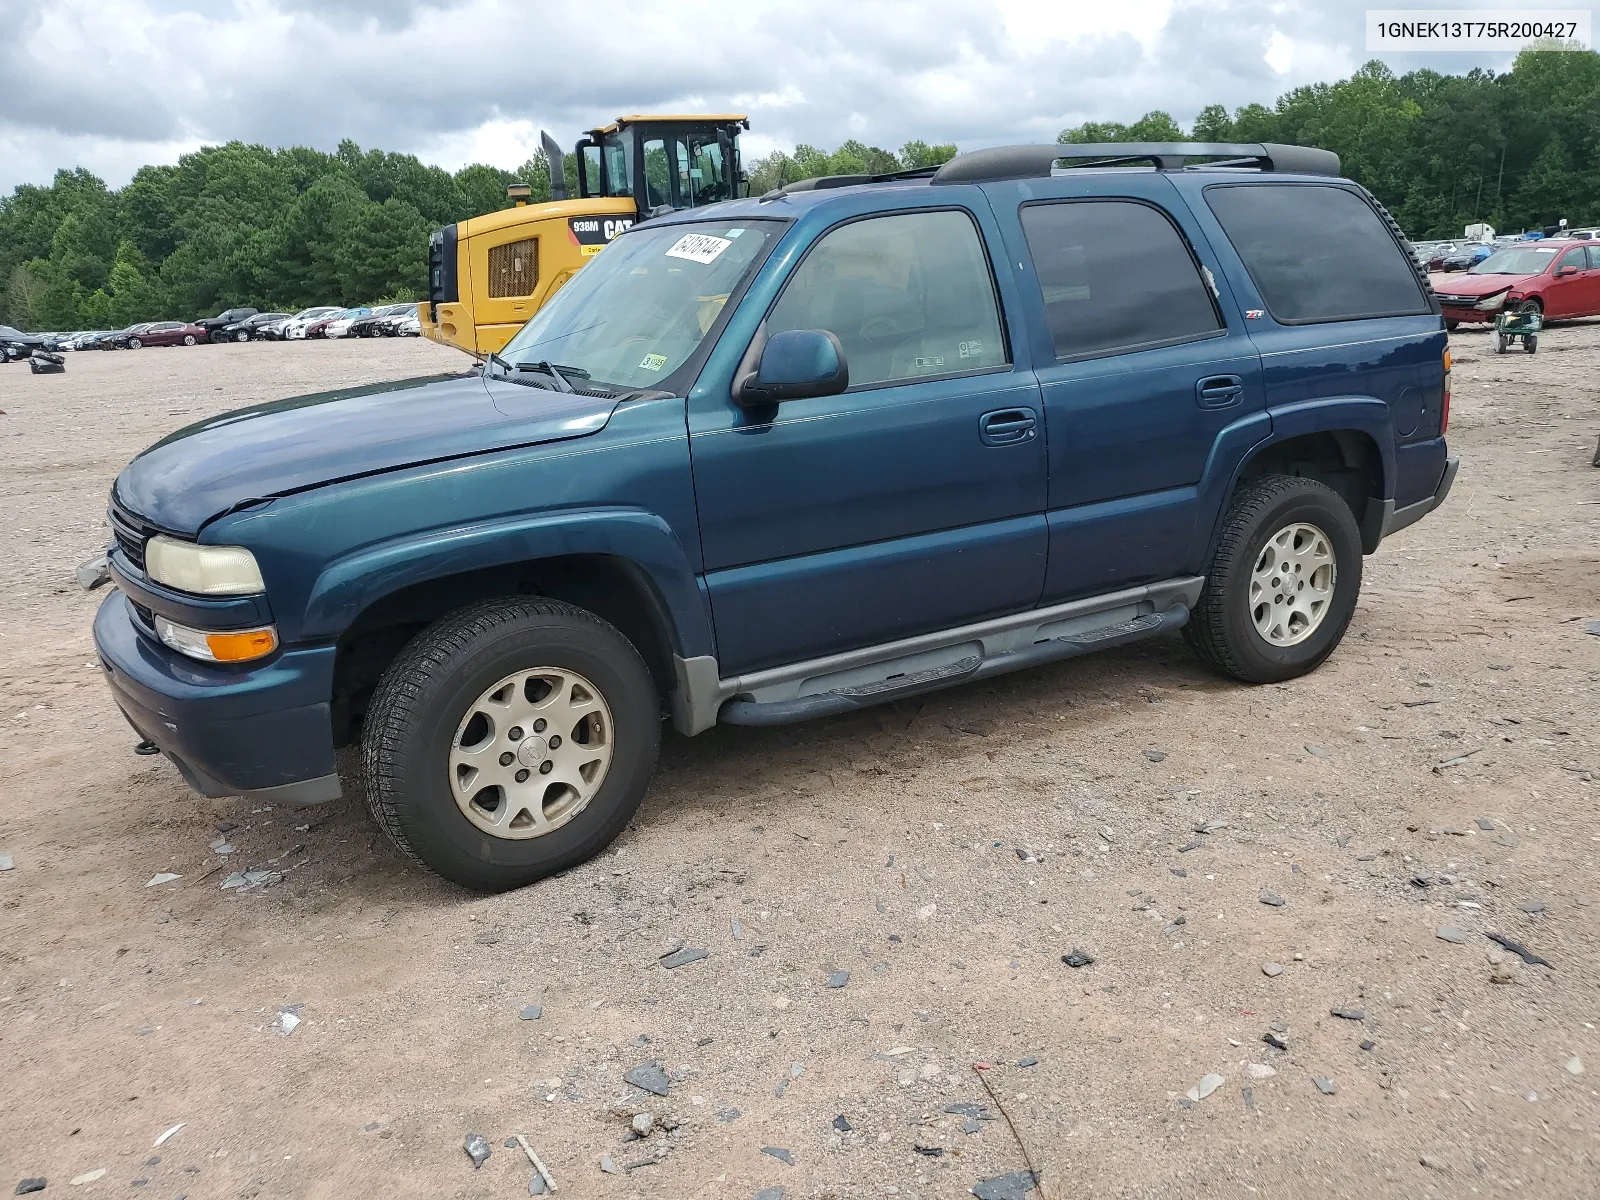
323, 309, 370, 339
281, 306, 342, 340
395, 309, 421, 336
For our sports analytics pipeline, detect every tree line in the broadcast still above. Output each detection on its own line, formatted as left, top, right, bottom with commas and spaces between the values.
3, 47, 1597, 332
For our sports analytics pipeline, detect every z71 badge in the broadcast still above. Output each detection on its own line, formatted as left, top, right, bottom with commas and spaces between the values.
568, 216, 635, 256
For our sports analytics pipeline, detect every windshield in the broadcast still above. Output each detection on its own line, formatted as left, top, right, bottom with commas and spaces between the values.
1469, 247, 1559, 275
501, 218, 782, 391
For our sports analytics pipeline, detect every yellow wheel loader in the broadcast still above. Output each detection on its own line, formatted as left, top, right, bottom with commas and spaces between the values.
422, 115, 749, 356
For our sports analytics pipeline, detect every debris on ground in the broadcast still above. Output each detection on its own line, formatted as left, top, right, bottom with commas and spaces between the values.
14, 1179, 46, 1195
0, 854, 14, 872
221, 868, 282, 892
144, 873, 180, 887
825, 970, 849, 988
631, 1113, 655, 1137
599, 1153, 620, 1174
1061, 949, 1094, 968
1312, 1076, 1337, 1095
832, 1114, 852, 1131
1186, 1072, 1225, 1102
1245, 1063, 1276, 1079
624, 1062, 672, 1096
463, 1132, 491, 1169
153, 1123, 184, 1147
519, 1004, 542, 1020
1487, 931, 1553, 968
659, 947, 708, 969
1567, 1056, 1584, 1076
69, 1169, 107, 1185
1259, 891, 1285, 907
1263, 1033, 1289, 1051
752, 1189, 787, 1200
1330, 1008, 1365, 1021
1436, 925, 1469, 944
760, 1146, 794, 1165
971, 1169, 1039, 1199
1262, 962, 1283, 977
274, 1010, 301, 1035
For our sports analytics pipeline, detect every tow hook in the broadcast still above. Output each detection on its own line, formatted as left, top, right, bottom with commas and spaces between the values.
134, 739, 160, 756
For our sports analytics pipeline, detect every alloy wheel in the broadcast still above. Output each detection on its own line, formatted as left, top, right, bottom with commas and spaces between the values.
447, 667, 614, 840
1248, 522, 1336, 647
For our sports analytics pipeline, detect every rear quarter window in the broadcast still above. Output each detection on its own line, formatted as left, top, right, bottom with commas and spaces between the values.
1205, 183, 1429, 323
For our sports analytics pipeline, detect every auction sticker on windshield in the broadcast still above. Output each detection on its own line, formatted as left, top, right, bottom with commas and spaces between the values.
665, 233, 732, 264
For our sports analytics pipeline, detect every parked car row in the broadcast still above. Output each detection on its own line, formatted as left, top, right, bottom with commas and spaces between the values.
13, 303, 422, 357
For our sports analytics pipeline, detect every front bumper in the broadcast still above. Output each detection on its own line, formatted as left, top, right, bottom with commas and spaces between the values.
94, 590, 341, 805
1439, 306, 1497, 325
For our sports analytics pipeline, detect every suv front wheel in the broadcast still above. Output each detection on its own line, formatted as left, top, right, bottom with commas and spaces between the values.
1186, 475, 1362, 684
361, 598, 660, 891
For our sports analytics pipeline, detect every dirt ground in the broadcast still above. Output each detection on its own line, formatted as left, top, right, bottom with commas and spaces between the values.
1, 324, 1596, 1200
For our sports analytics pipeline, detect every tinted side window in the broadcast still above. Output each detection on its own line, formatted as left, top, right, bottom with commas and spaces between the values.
1206, 184, 1428, 323
1556, 247, 1586, 272
1588, 245, 1600, 270
1019, 200, 1221, 358
765, 210, 1006, 389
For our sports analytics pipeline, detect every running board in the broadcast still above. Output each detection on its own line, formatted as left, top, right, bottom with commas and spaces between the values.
719, 605, 1190, 726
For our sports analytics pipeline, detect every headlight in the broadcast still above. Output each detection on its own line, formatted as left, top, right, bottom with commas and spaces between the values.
144, 535, 265, 595
1475, 290, 1509, 311
155, 614, 278, 663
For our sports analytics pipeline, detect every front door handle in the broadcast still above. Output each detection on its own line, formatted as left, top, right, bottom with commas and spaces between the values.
1196, 375, 1244, 408
980, 407, 1037, 446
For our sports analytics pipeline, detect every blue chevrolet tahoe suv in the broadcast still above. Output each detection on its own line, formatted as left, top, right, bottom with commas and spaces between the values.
95, 141, 1458, 891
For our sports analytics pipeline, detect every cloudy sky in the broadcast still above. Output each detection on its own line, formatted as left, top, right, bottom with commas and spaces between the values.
0, 0, 1542, 193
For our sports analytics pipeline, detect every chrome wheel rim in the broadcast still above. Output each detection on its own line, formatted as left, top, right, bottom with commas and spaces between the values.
1249, 522, 1336, 647
448, 667, 614, 840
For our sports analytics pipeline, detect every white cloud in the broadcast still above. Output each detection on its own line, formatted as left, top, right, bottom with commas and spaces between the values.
0, 0, 1536, 193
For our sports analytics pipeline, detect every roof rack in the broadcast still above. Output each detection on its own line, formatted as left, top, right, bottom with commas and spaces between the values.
760, 165, 939, 201
930, 142, 1341, 185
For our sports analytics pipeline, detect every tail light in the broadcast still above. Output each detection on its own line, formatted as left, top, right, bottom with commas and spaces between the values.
1441, 348, 1451, 435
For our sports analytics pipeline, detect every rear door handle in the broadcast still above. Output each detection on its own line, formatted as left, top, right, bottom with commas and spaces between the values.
1196, 375, 1244, 408
979, 407, 1037, 446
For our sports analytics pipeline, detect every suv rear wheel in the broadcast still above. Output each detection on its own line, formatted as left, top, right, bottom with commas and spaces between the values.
361, 598, 660, 891
1186, 475, 1362, 684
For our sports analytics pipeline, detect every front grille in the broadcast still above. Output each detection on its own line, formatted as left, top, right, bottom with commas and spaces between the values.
108, 504, 149, 570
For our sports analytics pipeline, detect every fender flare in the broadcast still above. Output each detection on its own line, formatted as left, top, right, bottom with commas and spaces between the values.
1187, 397, 1395, 570
299, 506, 714, 658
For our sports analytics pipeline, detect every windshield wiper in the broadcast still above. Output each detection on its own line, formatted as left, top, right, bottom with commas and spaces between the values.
515, 360, 587, 393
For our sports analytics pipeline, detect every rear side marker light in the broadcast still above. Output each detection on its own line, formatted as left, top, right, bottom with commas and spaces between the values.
1441, 349, 1451, 435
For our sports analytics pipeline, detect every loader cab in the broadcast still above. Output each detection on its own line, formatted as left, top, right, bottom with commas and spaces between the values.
575, 116, 749, 216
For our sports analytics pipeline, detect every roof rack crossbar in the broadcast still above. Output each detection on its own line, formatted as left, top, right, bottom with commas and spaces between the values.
930, 142, 1340, 185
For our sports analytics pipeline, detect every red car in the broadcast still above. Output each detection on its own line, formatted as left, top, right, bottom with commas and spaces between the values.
128, 321, 206, 348
1433, 240, 1600, 329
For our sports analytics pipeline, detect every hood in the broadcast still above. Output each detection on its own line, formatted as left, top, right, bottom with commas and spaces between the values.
1432, 273, 1530, 299
113, 371, 619, 534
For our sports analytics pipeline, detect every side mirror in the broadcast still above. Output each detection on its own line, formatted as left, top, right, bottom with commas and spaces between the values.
1556, 264, 1579, 277
736, 329, 849, 406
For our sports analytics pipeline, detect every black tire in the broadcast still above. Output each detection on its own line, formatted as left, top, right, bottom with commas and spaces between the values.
1524, 334, 1537, 354
1494, 332, 1507, 354
361, 597, 660, 892
1185, 475, 1363, 684
1445, 319, 1459, 331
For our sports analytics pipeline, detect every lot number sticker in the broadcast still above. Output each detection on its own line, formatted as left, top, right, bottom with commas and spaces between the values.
639, 353, 668, 372
665, 233, 732, 264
